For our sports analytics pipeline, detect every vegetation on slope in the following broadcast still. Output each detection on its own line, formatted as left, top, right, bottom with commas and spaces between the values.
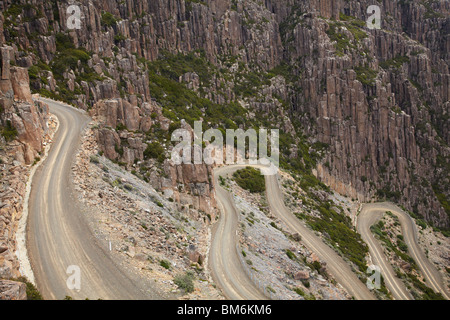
233, 167, 266, 193
370, 212, 445, 300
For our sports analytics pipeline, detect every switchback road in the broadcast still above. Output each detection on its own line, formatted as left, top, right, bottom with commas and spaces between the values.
358, 202, 449, 300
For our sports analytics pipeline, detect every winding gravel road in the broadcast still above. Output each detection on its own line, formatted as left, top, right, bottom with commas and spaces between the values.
264, 173, 375, 300
210, 166, 267, 300
26, 99, 445, 301
357, 202, 449, 300
27, 98, 153, 300
211, 165, 375, 300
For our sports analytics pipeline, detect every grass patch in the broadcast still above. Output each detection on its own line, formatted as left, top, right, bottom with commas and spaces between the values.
294, 287, 316, 300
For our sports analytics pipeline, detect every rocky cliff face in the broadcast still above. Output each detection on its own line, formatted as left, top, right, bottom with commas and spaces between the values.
0, 0, 448, 229
0, 39, 50, 283
281, 1, 449, 228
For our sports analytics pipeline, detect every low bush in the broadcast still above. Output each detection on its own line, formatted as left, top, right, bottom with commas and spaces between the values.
10, 277, 43, 300
285, 249, 296, 260
233, 167, 265, 193
101, 11, 118, 27
174, 271, 195, 293
144, 141, 166, 163
160, 259, 171, 269
1, 120, 18, 142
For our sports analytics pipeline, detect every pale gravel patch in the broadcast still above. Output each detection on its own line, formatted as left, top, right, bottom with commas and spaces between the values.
228, 175, 350, 300
416, 224, 450, 289
70, 126, 223, 299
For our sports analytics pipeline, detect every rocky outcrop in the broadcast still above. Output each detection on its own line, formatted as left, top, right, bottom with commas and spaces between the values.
0, 47, 33, 104
0, 41, 50, 281
90, 98, 153, 133
1, 44, 49, 164
9, 67, 32, 103
0, 280, 27, 300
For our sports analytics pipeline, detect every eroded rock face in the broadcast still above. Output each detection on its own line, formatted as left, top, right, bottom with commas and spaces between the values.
11, 102, 49, 160
95, 127, 120, 160
0, 42, 50, 281
0, 44, 49, 164
0, 0, 448, 227
275, 2, 450, 227
9, 67, 32, 103
0, 280, 27, 300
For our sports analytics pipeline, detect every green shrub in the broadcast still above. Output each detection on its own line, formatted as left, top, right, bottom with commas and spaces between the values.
115, 144, 124, 157
326, 22, 352, 56
294, 287, 315, 300
1, 120, 18, 142
174, 271, 195, 293
160, 259, 171, 269
380, 56, 410, 70
32, 157, 41, 166
114, 34, 127, 44
51, 48, 90, 75
355, 66, 378, 86
397, 239, 408, 253
308, 202, 369, 273
416, 219, 427, 229
90, 155, 99, 164
101, 12, 118, 27
285, 249, 296, 260
11, 277, 43, 300
432, 185, 450, 217
144, 141, 166, 163
28, 65, 40, 79
406, 273, 445, 300
55, 32, 75, 51
116, 123, 128, 131
270, 222, 279, 230
233, 167, 265, 193
141, 50, 249, 129
294, 287, 305, 296
266, 286, 276, 293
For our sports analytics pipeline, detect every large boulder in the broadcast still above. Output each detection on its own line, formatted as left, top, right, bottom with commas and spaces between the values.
294, 270, 310, 281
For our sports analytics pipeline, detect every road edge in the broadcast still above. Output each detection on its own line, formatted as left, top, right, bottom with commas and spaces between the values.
15, 111, 60, 286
